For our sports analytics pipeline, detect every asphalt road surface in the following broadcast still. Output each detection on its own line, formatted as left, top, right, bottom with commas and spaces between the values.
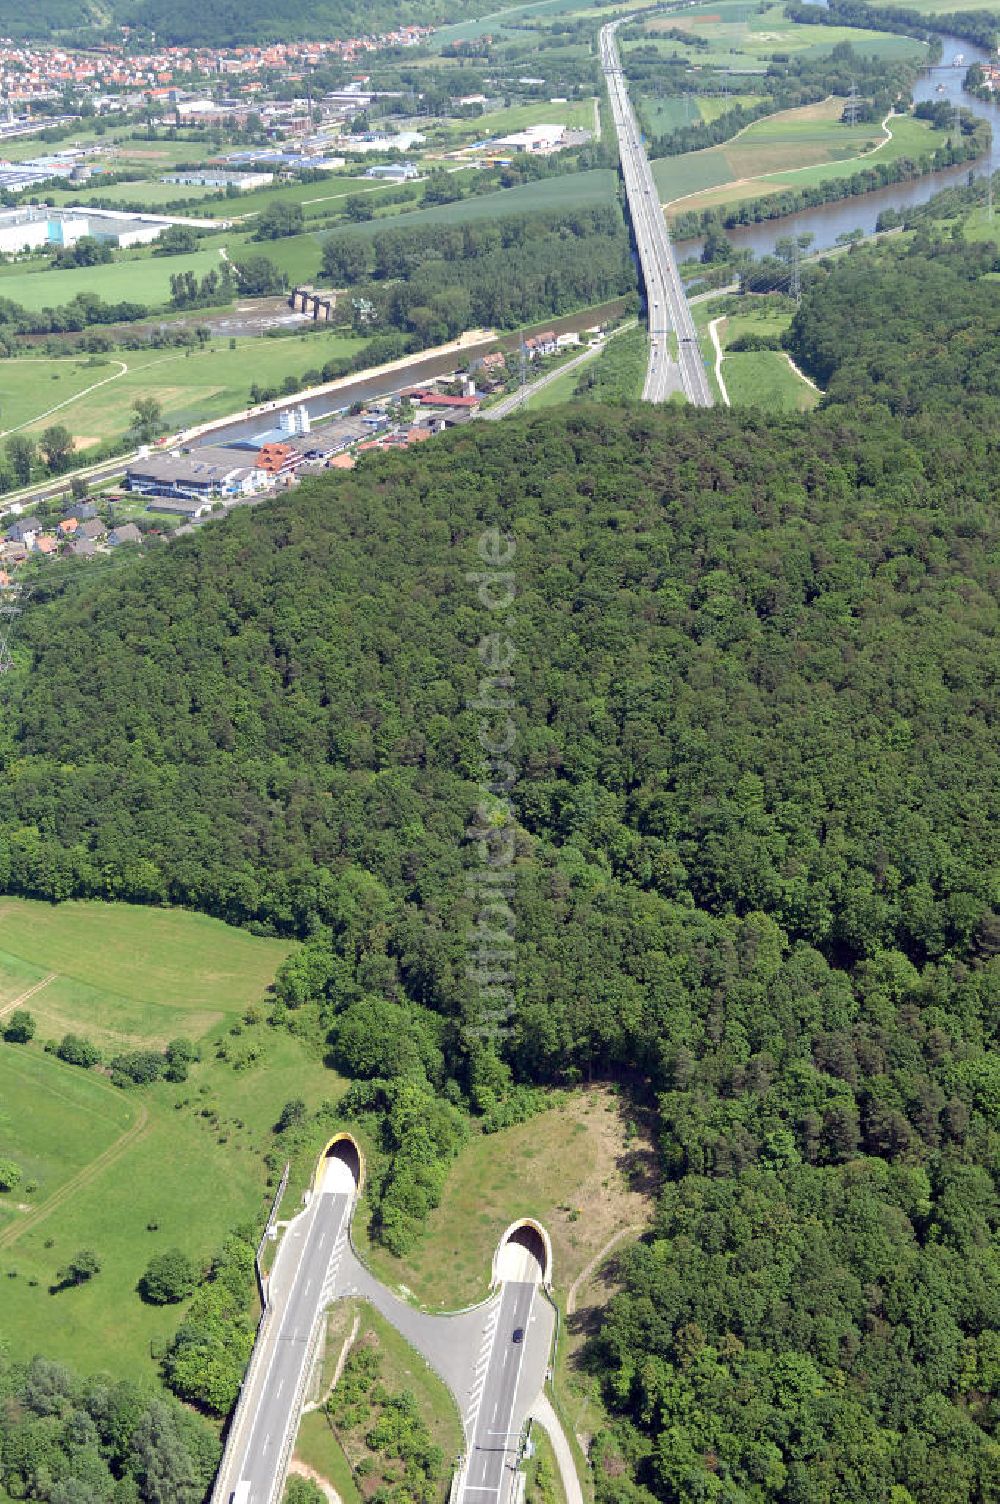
229, 1162, 353, 1504
460, 1280, 537, 1504
600, 18, 714, 407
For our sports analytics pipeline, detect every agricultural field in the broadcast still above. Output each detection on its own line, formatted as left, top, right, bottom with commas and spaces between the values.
0, 898, 353, 1382
655, 102, 938, 211
0, 245, 225, 312
0, 328, 365, 448
354, 1085, 656, 1310
640, 2, 928, 66
335, 168, 620, 240
639, 92, 759, 134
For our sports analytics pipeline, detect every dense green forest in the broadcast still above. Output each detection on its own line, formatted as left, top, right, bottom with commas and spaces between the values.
785, 235, 1000, 412
323, 205, 634, 338
0, 1354, 219, 1502
2, 230, 1000, 1501
0, 0, 491, 45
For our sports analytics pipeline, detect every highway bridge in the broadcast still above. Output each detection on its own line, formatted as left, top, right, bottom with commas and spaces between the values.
600, 17, 714, 406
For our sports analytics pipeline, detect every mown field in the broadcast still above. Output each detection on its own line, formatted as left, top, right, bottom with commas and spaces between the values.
0, 899, 353, 1381
656, 104, 938, 210
639, 92, 759, 134
641, 2, 928, 65
1, 328, 365, 447
0, 246, 225, 312
723, 347, 820, 409
46, 178, 223, 209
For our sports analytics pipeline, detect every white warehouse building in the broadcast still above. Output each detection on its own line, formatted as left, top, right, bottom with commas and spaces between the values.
0, 205, 193, 254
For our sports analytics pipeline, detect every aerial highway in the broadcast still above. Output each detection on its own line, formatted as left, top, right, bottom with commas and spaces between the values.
213, 1153, 355, 1504
600, 17, 714, 406
214, 1161, 557, 1504
458, 1278, 538, 1504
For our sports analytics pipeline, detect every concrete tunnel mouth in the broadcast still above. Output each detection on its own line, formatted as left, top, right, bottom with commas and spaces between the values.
493, 1218, 553, 1287
315, 1132, 364, 1196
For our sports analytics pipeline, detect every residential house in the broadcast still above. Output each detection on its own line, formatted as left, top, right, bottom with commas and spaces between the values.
34, 533, 58, 556
58, 517, 79, 536
5, 515, 42, 545
107, 523, 143, 547
78, 517, 107, 540
523, 330, 557, 359
69, 536, 96, 557
67, 500, 98, 521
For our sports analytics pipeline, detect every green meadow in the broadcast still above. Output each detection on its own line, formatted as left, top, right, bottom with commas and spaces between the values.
1, 328, 365, 448
0, 899, 350, 1381
0, 247, 224, 312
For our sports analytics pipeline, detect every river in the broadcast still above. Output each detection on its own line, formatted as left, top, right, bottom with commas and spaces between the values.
192, 299, 628, 447
672, 21, 1000, 262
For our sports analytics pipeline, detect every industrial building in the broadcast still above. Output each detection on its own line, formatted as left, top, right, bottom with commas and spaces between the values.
125, 446, 266, 503
0, 204, 191, 253
162, 169, 274, 191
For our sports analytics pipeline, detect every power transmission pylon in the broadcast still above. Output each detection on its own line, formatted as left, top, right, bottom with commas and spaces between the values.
844, 81, 861, 126
790, 239, 801, 304
0, 569, 30, 677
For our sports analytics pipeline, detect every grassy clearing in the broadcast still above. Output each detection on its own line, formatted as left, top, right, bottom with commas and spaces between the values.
723, 348, 819, 410
2, 329, 365, 446
691, 294, 817, 412
355, 1086, 656, 1310
0, 899, 288, 1010
0, 899, 359, 1383
0, 247, 224, 312
523, 359, 593, 410
0, 1047, 136, 1233
572, 322, 648, 403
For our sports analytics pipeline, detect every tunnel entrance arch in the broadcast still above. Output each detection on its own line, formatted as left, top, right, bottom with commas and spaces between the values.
314, 1132, 364, 1195
492, 1218, 553, 1287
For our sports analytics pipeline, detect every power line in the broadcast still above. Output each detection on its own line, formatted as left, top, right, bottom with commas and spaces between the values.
0, 569, 30, 677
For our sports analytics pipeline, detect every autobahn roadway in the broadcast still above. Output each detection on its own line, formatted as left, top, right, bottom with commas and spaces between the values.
458, 1279, 538, 1504
600, 17, 713, 406
218, 1157, 354, 1504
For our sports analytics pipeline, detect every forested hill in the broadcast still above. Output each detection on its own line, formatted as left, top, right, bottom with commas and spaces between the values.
2, 240, 1000, 1497
0, 0, 490, 45
786, 236, 1000, 413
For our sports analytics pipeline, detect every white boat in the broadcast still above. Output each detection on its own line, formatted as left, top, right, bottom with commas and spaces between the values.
953, 53, 965, 65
